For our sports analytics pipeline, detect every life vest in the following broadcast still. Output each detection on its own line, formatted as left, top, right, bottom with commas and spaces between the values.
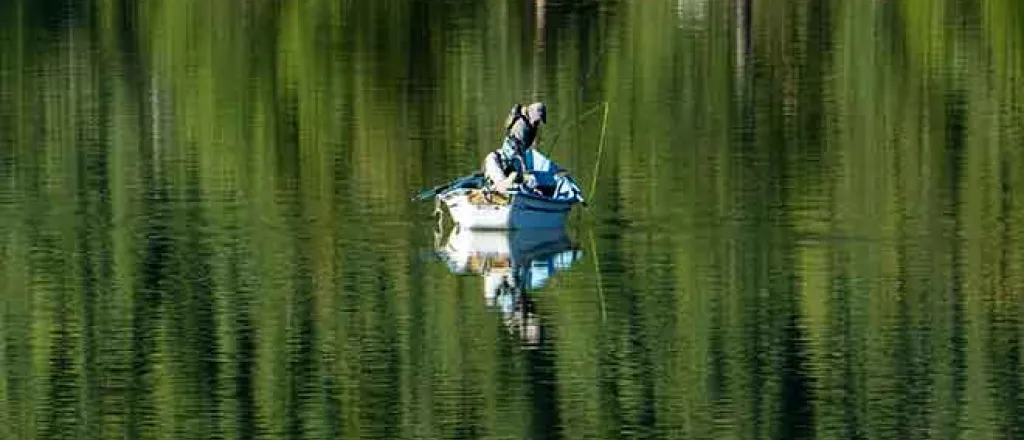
485, 104, 534, 185
504, 104, 535, 150
505, 104, 526, 131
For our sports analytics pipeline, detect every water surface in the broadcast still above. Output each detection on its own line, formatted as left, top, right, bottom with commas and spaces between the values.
1, 1, 1023, 439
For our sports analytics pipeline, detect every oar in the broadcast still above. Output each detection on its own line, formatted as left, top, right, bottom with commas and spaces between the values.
412, 172, 484, 202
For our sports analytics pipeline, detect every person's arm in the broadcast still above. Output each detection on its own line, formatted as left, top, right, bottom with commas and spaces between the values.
484, 153, 517, 192
484, 153, 505, 182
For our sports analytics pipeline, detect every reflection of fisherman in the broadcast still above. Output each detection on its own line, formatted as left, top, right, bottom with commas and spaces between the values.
483, 102, 547, 192
479, 246, 583, 344
485, 269, 541, 345
438, 227, 585, 346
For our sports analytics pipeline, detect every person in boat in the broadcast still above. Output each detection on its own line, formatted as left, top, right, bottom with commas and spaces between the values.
482, 102, 585, 203
483, 102, 547, 192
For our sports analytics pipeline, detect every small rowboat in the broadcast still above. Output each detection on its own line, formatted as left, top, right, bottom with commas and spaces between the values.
439, 187, 577, 230
415, 150, 585, 230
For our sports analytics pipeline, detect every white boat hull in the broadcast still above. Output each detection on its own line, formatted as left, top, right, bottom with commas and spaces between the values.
440, 189, 574, 230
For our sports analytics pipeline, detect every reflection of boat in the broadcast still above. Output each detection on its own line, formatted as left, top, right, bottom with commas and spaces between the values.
437, 227, 583, 345
439, 227, 583, 288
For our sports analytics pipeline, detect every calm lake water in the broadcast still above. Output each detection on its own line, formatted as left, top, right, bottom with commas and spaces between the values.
2, 1, 1024, 439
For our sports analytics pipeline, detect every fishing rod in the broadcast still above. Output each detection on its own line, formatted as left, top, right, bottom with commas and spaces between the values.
542, 101, 606, 153
587, 102, 609, 204
542, 32, 611, 148
417, 12, 611, 203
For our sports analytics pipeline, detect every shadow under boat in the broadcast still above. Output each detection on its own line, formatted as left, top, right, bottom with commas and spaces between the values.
435, 227, 584, 346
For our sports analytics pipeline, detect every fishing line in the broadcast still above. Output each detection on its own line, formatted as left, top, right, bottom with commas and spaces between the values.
539, 10, 612, 145
542, 101, 605, 153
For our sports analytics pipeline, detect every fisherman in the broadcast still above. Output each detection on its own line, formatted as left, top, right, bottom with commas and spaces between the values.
483, 102, 547, 192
